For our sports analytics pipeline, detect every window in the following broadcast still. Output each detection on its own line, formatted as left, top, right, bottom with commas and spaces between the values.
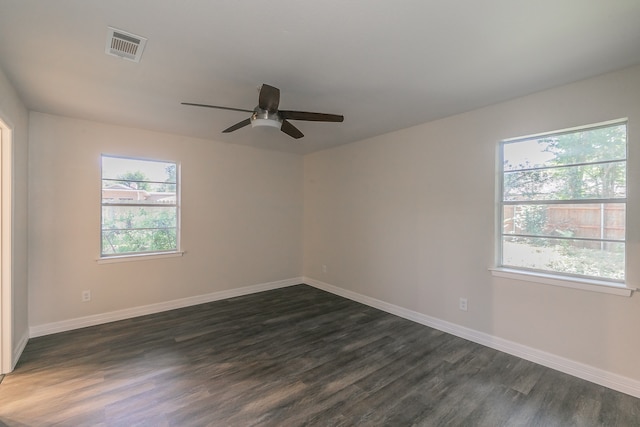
499, 120, 626, 283
101, 155, 179, 257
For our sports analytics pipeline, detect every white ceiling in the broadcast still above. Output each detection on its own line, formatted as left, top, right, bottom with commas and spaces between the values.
1, 1, 639, 154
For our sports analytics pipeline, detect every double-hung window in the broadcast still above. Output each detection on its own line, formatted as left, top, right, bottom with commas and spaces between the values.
499, 120, 627, 284
101, 155, 179, 258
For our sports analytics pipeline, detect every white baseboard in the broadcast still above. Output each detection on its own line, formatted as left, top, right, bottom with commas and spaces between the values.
9, 329, 29, 372
303, 277, 640, 399
29, 277, 304, 338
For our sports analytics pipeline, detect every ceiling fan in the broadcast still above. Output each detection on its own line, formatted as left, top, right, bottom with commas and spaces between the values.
182, 84, 344, 139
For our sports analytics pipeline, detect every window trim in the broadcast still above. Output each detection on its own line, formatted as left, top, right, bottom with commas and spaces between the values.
489, 268, 634, 297
100, 154, 181, 260
97, 250, 184, 264
496, 119, 630, 292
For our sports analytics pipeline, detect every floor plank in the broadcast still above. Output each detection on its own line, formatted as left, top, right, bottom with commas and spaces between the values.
1, 284, 639, 426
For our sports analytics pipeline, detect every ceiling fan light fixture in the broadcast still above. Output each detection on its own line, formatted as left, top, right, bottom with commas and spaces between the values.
251, 118, 282, 129
250, 109, 282, 129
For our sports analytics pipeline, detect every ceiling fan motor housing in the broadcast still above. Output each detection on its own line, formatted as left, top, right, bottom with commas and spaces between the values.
250, 108, 283, 129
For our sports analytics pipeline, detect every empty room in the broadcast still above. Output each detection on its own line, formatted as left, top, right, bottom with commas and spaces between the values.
1, 1, 640, 425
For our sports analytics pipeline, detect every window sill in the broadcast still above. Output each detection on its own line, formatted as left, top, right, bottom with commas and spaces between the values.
489, 267, 635, 297
97, 251, 184, 264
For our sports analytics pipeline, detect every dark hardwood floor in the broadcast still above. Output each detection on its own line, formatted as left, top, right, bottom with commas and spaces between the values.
1, 284, 639, 426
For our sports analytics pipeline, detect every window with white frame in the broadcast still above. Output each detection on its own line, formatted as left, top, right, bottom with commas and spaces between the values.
499, 120, 627, 283
101, 155, 179, 257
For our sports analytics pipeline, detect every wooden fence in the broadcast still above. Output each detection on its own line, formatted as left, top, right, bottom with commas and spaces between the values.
504, 204, 625, 241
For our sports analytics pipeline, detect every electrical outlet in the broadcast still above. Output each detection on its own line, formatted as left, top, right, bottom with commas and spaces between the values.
459, 297, 468, 311
82, 290, 91, 302
322, 265, 327, 273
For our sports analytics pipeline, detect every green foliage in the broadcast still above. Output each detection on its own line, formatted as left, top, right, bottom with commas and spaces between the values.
159, 164, 177, 192
114, 171, 150, 190
546, 244, 625, 281
503, 168, 550, 201
102, 207, 177, 254
504, 124, 626, 201
542, 124, 626, 199
514, 205, 546, 236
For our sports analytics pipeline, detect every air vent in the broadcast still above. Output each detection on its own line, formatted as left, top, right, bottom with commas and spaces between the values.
105, 27, 147, 62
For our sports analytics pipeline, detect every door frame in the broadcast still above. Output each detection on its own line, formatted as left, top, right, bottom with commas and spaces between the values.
0, 117, 13, 374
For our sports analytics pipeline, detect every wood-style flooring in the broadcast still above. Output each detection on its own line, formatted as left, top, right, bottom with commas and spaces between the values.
1, 284, 639, 426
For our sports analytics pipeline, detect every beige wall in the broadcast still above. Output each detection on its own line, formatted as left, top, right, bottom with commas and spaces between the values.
0, 65, 29, 369
28, 113, 303, 327
304, 64, 640, 380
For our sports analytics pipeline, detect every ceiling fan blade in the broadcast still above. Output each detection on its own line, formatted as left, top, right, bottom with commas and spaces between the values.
279, 110, 344, 122
281, 120, 304, 139
258, 84, 280, 112
181, 102, 253, 113
222, 118, 251, 133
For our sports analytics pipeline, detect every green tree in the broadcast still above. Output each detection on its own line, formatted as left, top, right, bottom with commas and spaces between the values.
542, 125, 626, 199
159, 164, 177, 192
114, 171, 150, 190
102, 207, 177, 254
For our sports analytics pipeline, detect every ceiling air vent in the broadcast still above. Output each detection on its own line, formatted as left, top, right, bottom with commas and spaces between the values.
105, 27, 147, 62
